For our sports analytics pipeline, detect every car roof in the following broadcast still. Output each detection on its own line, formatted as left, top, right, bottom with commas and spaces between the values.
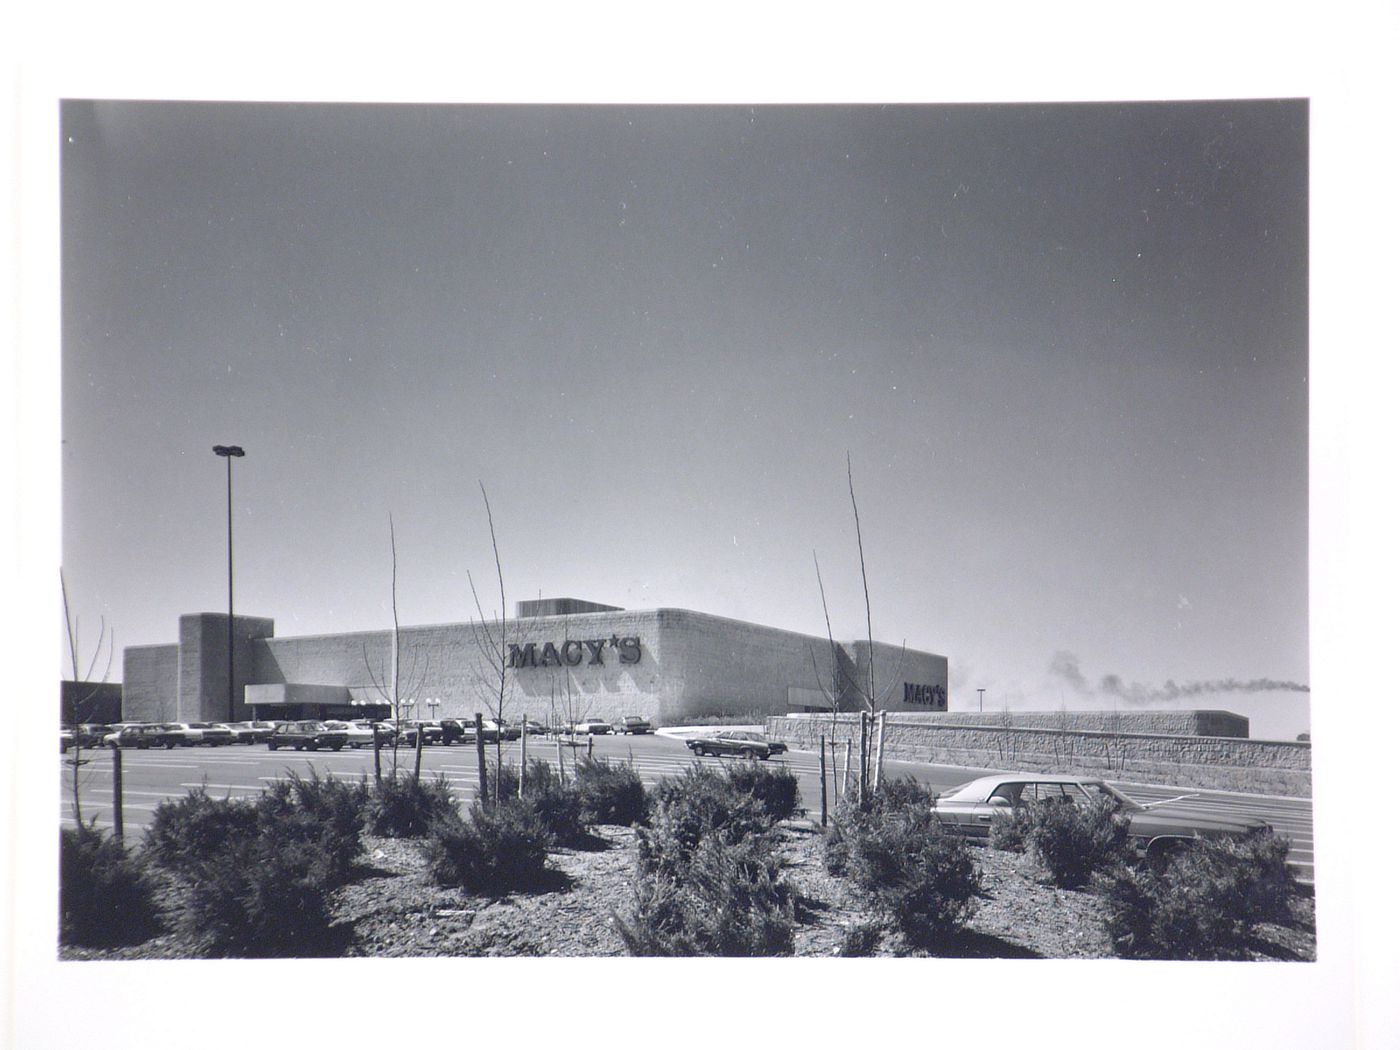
940, 772, 1105, 798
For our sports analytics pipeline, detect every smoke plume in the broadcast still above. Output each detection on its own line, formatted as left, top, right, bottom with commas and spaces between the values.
1050, 651, 1309, 705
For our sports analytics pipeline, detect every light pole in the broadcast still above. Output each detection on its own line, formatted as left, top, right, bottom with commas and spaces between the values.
977, 688, 985, 714
426, 697, 441, 723
213, 445, 245, 723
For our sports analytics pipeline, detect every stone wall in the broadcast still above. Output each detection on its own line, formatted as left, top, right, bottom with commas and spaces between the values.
881, 709, 1250, 738
767, 712, 1312, 797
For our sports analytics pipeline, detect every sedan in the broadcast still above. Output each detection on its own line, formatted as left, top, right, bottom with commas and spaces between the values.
930, 772, 1274, 863
613, 716, 653, 735
482, 719, 521, 741
266, 721, 348, 752
187, 721, 234, 746
573, 719, 613, 736
686, 730, 787, 760
323, 720, 376, 748
398, 721, 444, 746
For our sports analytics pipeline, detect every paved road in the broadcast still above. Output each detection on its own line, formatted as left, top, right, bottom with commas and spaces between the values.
59, 733, 1314, 882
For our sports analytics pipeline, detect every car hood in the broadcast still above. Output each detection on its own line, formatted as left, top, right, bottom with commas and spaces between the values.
1127, 805, 1268, 838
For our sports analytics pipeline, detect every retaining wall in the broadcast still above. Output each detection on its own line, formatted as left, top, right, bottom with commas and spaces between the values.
767, 712, 1312, 797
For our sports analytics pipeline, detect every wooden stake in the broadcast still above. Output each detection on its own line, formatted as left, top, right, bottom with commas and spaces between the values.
111, 746, 124, 842
858, 712, 869, 807
519, 722, 528, 797
372, 724, 382, 784
841, 739, 852, 796
474, 713, 488, 802
556, 735, 566, 781
874, 711, 887, 792
819, 733, 828, 827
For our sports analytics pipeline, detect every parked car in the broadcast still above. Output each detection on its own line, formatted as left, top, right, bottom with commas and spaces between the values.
162, 723, 206, 746
187, 721, 234, 746
482, 719, 520, 741
323, 720, 376, 748
439, 718, 469, 745
573, 719, 613, 735
266, 721, 348, 752
369, 721, 400, 744
686, 730, 787, 760
60, 727, 74, 753
930, 772, 1274, 863
522, 720, 548, 736
398, 721, 444, 746
613, 715, 653, 735
76, 724, 111, 748
105, 723, 185, 749
224, 720, 277, 744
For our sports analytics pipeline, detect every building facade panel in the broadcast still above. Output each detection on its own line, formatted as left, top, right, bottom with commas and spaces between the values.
122, 644, 178, 722
124, 601, 950, 728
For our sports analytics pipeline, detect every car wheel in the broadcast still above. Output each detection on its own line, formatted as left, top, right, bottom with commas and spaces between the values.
268, 742, 279, 750
166, 741, 178, 749
330, 743, 343, 751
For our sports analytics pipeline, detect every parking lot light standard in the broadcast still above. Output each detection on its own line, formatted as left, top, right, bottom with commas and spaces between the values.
213, 445, 245, 724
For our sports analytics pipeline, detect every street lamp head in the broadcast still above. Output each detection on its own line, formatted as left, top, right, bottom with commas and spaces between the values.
213, 445, 246, 458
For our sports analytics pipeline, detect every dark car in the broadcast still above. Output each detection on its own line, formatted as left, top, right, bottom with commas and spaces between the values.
438, 719, 467, 745
398, 721, 444, 746
931, 773, 1274, 864
686, 730, 787, 760
266, 720, 348, 752
76, 723, 111, 748
613, 716, 653, 735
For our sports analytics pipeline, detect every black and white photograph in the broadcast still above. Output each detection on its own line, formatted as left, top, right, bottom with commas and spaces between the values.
8, 6, 1399, 1050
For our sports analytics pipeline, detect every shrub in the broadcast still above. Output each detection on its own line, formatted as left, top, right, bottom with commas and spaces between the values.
837, 804, 981, 951
615, 832, 795, 956
365, 773, 459, 838
184, 834, 338, 957
60, 825, 161, 947
986, 804, 1035, 852
256, 770, 369, 886
872, 776, 937, 811
575, 756, 648, 826
838, 920, 886, 957
723, 762, 801, 822
1097, 830, 1298, 960
1023, 799, 1131, 888
825, 776, 936, 876
144, 788, 261, 876
618, 762, 799, 956
424, 799, 552, 895
640, 771, 773, 881
491, 760, 588, 846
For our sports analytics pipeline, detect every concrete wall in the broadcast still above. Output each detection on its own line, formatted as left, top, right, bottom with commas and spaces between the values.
768, 712, 1312, 797
883, 709, 1250, 738
175, 614, 275, 722
247, 607, 947, 727
122, 644, 178, 722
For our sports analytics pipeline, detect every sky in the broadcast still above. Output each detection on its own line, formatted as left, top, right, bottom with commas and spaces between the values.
59, 100, 1311, 738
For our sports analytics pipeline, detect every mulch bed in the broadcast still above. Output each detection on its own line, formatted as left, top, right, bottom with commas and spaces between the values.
59, 821, 1315, 961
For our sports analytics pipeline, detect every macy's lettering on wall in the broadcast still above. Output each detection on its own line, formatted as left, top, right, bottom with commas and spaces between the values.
508, 636, 642, 669
903, 682, 947, 709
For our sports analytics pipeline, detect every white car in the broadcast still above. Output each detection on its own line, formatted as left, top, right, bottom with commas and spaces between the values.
324, 720, 376, 748
572, 719, 612, 735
